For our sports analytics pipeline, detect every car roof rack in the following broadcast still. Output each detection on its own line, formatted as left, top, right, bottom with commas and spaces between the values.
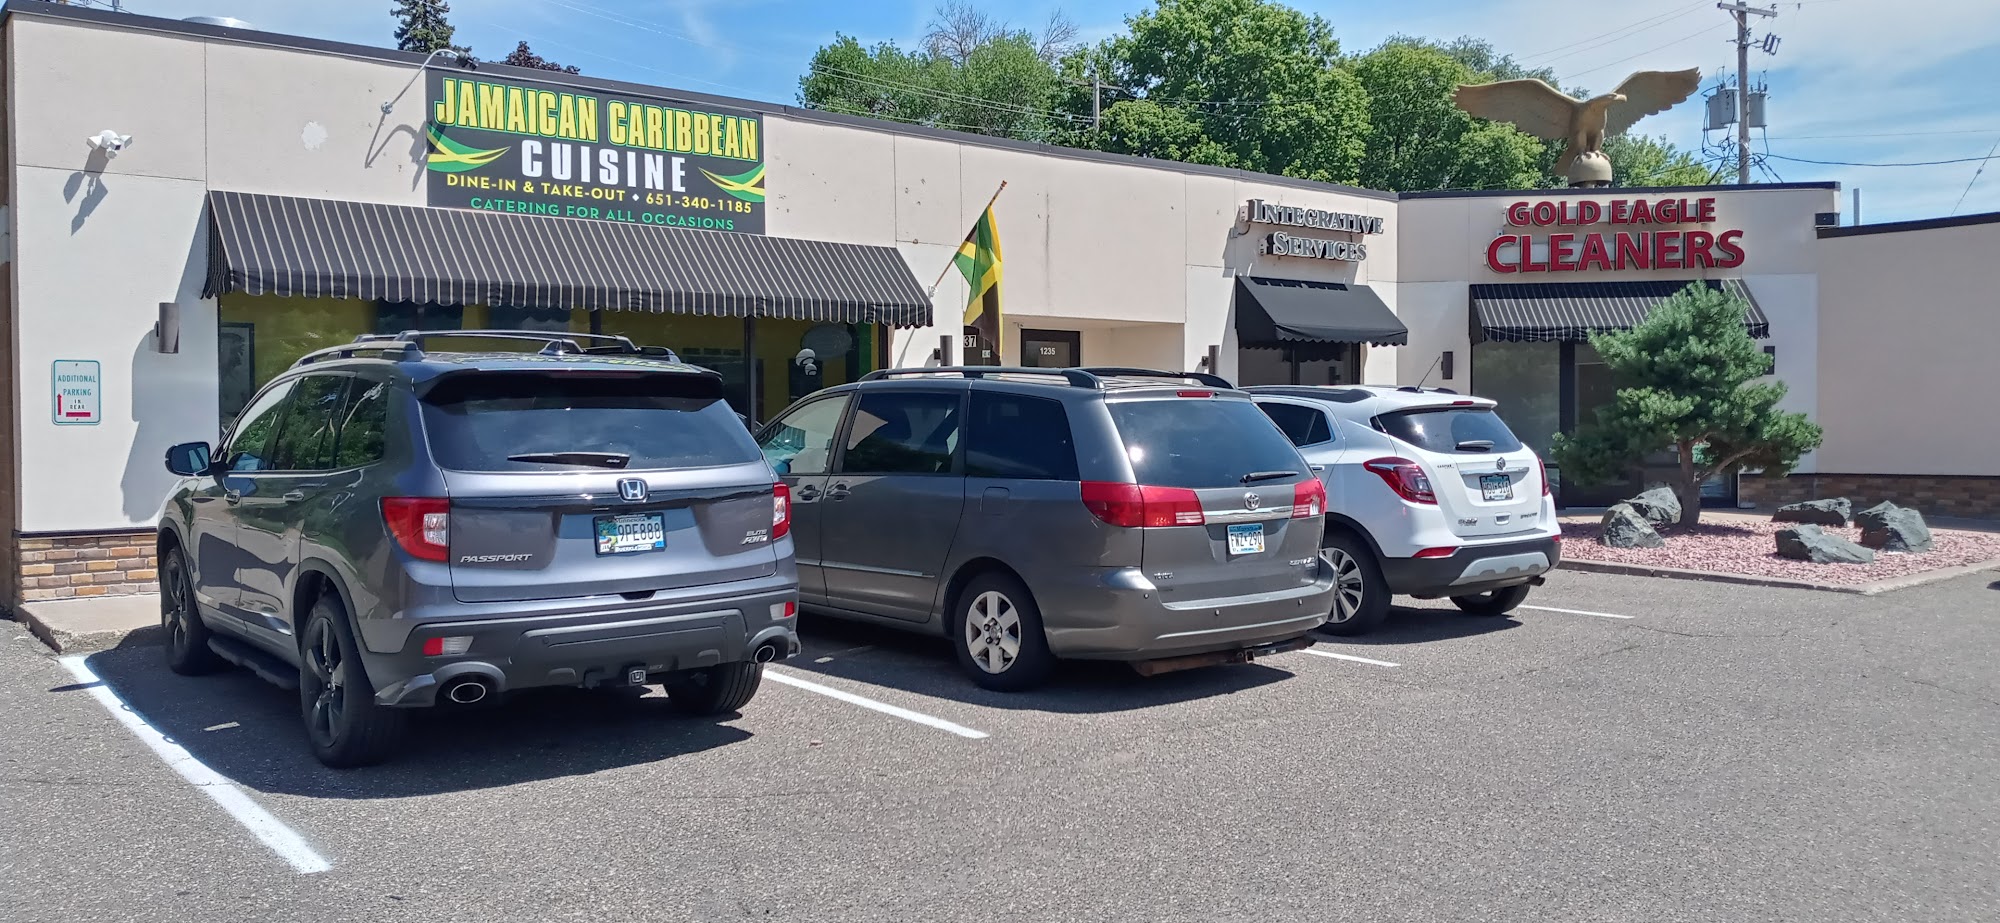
292, 329, 679, 369
859, 366, 1104, 389
1077, 367, 1235, 389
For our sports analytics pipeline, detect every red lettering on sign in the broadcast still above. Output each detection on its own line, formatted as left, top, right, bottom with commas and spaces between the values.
1714, 229, 1746, 268
1548, 233, 1577, 271
1685, 230, 1716, 267
1578, 201, 1602, 225
1654, 230, 1684, 267
1486, 235, 1517, 273
1610, 200, 1630, 223
1532, 202, 1558, 226
1616, 232, 1649, 270
1521, 234, 1548, 273
1697, 197, 1717, 223
1629, 200, 1653, 224
1577, 233, 1614, 271
1656, 199, 1680, 224
1506, 201, 1532, 226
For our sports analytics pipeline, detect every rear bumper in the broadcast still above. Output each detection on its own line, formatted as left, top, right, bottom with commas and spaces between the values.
365, 579, 799, 707
1380, 535, 1562, 598
1040, 560, 1335, 661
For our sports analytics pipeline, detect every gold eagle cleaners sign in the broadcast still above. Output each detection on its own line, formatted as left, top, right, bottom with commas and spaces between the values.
425, 71, 766, 233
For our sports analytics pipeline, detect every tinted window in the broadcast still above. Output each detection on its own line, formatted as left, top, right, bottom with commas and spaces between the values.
1258, 402, 1332, 447
1108, 398, 1306, 489
1376, 407, 1525, 454
420, 371, 759, 472
332, 378, 391, 468
840, 391, 961, 475
759, 395, 850, 476
269, 376, 349, 471
222, 381, 295, 472
966, 392, 1078, 481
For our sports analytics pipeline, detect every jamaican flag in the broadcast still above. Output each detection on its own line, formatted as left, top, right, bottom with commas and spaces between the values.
954, 205, 1002, 366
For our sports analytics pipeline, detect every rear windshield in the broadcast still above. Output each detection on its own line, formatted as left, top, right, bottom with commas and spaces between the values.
420, 371, 760, 472
1107, 398, 1307, 489
1375, 407, 1525, 454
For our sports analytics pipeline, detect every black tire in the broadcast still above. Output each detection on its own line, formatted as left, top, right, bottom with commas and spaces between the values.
297, 594, 406, 769
1320, 531, 1391, 636
951, 572, 1056, 692
663, 662, 764, 716
161, 547, 226, 676
1450, 585, 1532, 617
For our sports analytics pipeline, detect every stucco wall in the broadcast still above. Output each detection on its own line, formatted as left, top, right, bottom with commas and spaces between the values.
1814, 218, 2000, 477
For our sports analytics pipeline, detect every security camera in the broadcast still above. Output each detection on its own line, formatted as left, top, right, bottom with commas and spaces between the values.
86, 130, 132, 157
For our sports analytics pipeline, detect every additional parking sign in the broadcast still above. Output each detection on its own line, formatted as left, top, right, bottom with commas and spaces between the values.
53, 360, 101, 425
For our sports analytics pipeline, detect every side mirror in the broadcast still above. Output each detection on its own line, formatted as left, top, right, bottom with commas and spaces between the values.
165, 442, 213, 477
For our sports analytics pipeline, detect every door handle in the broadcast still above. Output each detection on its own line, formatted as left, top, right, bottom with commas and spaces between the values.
796, 485, 821, 501
224, 489, 242, 504
282, 490, 307, 502
1310, 465, 1326, 473
826, 483, 851, 501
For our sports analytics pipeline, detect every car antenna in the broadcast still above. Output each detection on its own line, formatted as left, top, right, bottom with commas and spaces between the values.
1410, 352, 1444, 392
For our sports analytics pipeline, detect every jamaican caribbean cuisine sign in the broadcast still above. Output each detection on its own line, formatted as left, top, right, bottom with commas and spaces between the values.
1487, 197, 1744, 273
425, 70, 766, 234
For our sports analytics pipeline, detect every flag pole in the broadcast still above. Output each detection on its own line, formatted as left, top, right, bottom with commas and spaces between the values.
927, 180, 1007, 296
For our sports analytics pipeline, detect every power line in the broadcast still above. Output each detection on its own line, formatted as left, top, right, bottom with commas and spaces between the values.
1522, 1, 1713, 66
1766, 151, 2000, 167
1764, 128, 2000, 140
1560, 23, 1731, 82
1950, 135, 2000, 215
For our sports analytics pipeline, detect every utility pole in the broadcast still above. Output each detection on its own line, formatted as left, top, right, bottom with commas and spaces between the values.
1718, 2, 1775, 184
1091, 62, 1102, 135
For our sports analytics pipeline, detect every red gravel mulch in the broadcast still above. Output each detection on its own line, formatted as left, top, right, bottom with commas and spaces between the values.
1559, 515, 2000, 585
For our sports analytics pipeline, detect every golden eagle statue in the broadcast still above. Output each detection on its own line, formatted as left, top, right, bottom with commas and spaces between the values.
1452, 68, 1703, 186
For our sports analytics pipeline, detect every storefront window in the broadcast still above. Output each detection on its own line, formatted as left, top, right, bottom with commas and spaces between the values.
1470, 340, 1560, 457
1235, 344, 1362, 386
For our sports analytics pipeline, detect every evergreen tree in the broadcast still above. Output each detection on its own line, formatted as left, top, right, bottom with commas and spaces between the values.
1549, 284, 1823, 526
392, 0, 465, 56
503, 41, 580, 74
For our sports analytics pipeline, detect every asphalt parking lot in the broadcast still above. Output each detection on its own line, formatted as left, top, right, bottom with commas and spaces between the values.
4, 569, 1997, 923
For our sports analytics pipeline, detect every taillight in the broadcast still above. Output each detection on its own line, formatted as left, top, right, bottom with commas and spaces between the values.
1176, 390, 1214, 398
382, 497, 449, 562
772, 482, 792, 539
1537, 455, 1551, 496
1081, 481, 1205, 528
1413, 546, 1458, 559
1291, 478, 1326, 518
1362, 457, 1436, 505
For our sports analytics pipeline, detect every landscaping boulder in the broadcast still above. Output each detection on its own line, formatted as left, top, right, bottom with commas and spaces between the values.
1854, 502, 1934, 553
1773, 497, 1851, 526
1774, 524, 1875, 564
1622, 486, 1682, 526
1600, 503, 1665, 548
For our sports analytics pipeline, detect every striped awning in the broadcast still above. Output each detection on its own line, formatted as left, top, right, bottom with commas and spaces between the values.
1468, 279, 1769, 343
1234, 276, 1408, 355
202, 191, 933, 328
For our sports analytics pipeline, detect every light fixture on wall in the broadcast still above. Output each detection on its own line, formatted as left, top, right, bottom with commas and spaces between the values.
1441, 350, 1454, 381
381, 48, 475, 116
85, 130, 132, 158
1763, 344, 1776, 373
155, 303, 180, 353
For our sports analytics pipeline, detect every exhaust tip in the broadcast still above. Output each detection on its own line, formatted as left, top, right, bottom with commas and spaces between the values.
445, 680, 489, 704
753, 643, 779, 663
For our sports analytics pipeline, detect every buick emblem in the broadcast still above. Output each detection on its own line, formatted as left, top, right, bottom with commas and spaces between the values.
1244, 492, 1261, 510
618, 478, 648, 502
1497, 458, 1507, 471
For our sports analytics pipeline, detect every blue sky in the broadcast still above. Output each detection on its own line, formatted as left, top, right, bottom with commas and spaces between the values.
130, 0, 2000, 222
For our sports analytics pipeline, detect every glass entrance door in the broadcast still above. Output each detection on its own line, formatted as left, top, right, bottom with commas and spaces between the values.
1020, 329, 1080, 368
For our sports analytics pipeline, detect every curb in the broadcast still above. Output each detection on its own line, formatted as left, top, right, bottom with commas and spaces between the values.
10, 610, 163, 654
1558, 556, 2000, 595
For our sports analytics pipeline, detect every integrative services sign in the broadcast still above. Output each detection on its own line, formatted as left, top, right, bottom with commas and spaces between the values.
425, 71, 766, 234
1486, 196, 1745, 274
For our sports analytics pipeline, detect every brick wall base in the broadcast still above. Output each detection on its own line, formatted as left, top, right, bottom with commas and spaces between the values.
13, 531, 158, 606
1740, 473, 2000, 521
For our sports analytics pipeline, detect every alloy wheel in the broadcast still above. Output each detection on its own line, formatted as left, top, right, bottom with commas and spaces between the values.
963, 590, 1021, 674
303, 620, 346, 748
1326, 548, 1365, 624
163, 560, 193, 655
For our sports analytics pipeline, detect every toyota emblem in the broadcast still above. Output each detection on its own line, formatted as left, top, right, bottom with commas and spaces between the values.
618, 478, 648, 502
1244, 492, 1261, 510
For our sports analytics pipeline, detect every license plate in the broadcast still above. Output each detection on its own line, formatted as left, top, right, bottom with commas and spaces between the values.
1227, 523, 1265, 556
1479, 473, 1514, 501
595, 513, 665, 555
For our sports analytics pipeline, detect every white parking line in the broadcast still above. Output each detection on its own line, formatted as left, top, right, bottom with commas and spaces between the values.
57, 656, 331, 875
764, 667, 989, 740
1299, 649, 1401, 668
1521, 605, 1635, 620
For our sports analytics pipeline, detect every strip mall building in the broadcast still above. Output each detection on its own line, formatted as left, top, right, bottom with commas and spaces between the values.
2, 1, 1994, 607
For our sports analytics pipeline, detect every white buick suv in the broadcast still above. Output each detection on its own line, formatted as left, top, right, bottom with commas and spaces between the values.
1247, 385, 1562, 635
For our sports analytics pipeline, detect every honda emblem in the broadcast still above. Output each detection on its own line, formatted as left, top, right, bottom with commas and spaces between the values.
618, 478, 648, 502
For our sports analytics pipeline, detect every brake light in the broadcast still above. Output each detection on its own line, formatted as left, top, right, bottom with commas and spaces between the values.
1176, 390, 1214, 398
382, 497, 449, 562
1414, 546, 1458, 559
772, 482, 792, 539
1291, 478, 1326, 518
1362, 457, 1436, 505
1537, 455, 1551, 496
1081, 481, 1205, 527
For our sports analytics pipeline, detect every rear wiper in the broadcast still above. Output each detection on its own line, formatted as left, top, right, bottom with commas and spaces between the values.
506, 452, 631, 469
1455, 440, 1496, 452
1241, 470, 1299, 484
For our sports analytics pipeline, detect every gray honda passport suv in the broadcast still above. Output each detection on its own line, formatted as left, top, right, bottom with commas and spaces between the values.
754, 366, 1335, 691
157, 331, 800, 768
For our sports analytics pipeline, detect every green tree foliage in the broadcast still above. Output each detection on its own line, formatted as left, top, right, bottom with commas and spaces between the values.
1548, 284, 1823, 526
391, 0, 465, 55
502, 41, 580, 75
1352, 39, 1543, 191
